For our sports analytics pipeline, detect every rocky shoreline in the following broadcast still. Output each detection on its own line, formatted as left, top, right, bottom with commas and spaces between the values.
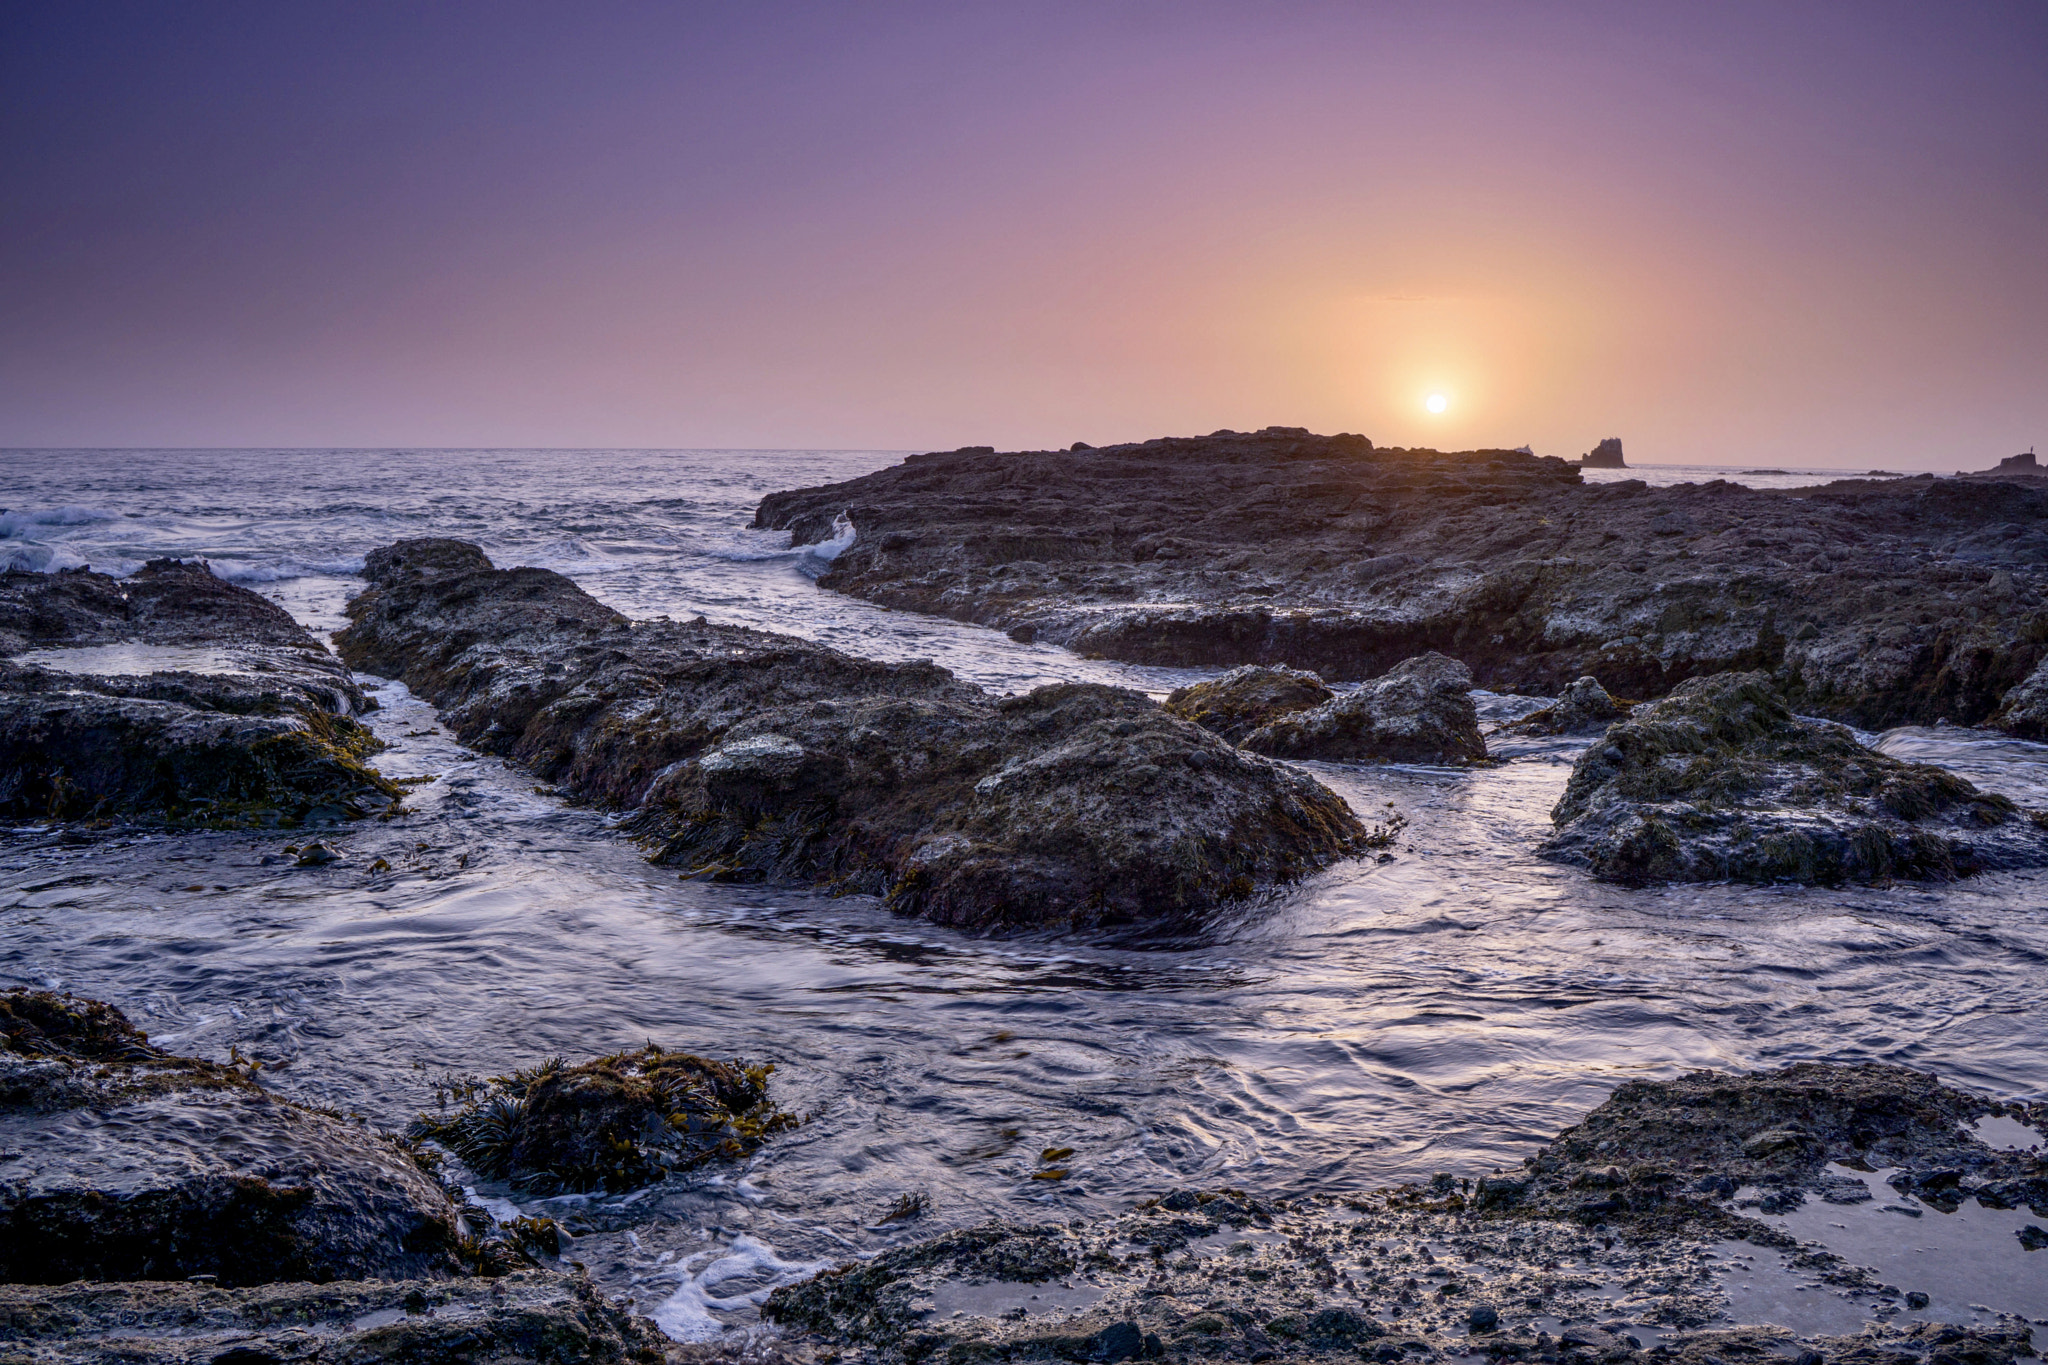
753, 429, 2048, 731
5, 986, 2043, 1365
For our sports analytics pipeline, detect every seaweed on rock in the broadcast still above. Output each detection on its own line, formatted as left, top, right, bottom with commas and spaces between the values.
411, 1046, 798, 1195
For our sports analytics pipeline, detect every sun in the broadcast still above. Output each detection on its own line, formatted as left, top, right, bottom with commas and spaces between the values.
1425, 393, 1449, 414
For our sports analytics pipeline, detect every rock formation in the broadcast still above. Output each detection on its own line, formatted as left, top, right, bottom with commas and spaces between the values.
1579, 437, 1626, 468
0, 989, 464, 1287
751, 429, 2048, 731
336, 539, 1375, 929
1541, 671, 2048, 885
1240, 652, 1488, 765
0, 561, 397, 825
1163, 664, 1333, 743
1504, 675, 1628, 735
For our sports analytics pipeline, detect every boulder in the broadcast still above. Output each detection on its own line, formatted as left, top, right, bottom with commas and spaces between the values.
1542, 671, 2048, 885
0, 1269, 672, 1365
1505, 676, 1628, 735
1991, 656, 2048, 739
0, 990, 464, 1288
1163, 664, 1333, 743
1240, 653, 1487, 765
410, 1046, 796, 1195
337, 540, 1374, 929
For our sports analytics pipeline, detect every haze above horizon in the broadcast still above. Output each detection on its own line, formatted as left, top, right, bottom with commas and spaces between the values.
4, 2, 2044, 467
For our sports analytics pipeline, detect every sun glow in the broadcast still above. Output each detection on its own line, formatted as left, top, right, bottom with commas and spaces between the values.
1425, 393, 1449, 414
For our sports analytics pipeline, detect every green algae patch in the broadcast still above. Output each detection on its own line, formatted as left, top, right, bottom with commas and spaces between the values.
410, 1045, 799, 1195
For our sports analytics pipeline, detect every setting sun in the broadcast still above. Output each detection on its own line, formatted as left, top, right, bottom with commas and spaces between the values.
1425, 393, 1449, 414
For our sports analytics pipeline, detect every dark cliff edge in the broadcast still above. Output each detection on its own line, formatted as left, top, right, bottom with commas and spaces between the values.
334, 538, 1375, 930
754, 429, 2048, 731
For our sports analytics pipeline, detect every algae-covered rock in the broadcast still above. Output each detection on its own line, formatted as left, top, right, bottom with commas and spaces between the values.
1241, 652, 1487, 765
0, 1269, 673, 1365
1991, 656, 2048, 739
411, 1046, 796, 1195
0, 990, 464, 1287
0, 560, 396, 828
338, 539, 1376, 928
1542, 671, 2048, 885
1163, 664, 1333, 743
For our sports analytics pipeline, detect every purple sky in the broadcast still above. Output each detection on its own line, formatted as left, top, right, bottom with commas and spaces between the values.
4, 2, 2045, 464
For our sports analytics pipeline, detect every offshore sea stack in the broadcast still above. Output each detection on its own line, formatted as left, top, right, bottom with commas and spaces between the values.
335, 538, 1373, 928
0, 561, 397, 826
1542, 671, 2048, 885
754, 428, 2048, 730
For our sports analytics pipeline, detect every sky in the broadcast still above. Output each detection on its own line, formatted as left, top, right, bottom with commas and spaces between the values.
4, 2, 2046, 465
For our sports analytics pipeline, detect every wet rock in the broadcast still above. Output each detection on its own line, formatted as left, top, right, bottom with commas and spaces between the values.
1499, 1060, 2048, 1230
292, 839, 339, 866
337, 539, 1375, 929
0, 561, 396, 828
752, 430, 2048, 729
1507, 676, 1629, 736
1241, 652, 1487, 765
409, 1046, 796, 1195
1164, 665, 1334, 743
1541, 671, 2048, 885
1989, 656, 2048, 739
0, 989, 464, 1287
0, 1268, 673, 1365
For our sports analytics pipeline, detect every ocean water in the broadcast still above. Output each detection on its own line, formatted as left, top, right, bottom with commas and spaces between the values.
2, 448, 2044, 1335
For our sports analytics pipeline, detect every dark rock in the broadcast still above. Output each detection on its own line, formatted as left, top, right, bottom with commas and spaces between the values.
1163, 665, 1334, 743
0, 1269, 673, 1365
0, 561, 395, 828
1989, 657, 2048, 738
0, 989, 463, 1287
1580, 438, 1627, 468
1241, 653, 1486, 765
292, 839, 339, 866
1542, 671, 2048, 885
1468, 1304, 1499, 1332
750, 429, 2048, 730
1505, 676, 1629, 736
409, 1046, 795, 1195
2020, 1224, 2048, 1250
337, 539, 1374, 929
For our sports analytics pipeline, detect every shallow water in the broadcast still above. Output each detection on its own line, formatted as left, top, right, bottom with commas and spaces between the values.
1, 448, 2045, 1335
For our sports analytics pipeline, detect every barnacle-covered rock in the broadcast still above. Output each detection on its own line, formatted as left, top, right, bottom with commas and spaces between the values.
1241, 652, 1488, 765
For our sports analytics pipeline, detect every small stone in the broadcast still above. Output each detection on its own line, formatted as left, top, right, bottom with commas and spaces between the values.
294, 841, 339, 866
1468, 1305, 1499, 1332
1904, 1292, 1930, 1309
2019, 1224, 2048, 1250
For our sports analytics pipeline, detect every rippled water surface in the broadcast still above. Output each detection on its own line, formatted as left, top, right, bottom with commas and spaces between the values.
2, 449, 2045, 1333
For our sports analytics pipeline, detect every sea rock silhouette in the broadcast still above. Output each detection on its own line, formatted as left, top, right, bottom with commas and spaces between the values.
1541, 671, 2048, 885
336, 538, 1374, 928
1580, 437, 1626, 468
752, 428, 2048, 731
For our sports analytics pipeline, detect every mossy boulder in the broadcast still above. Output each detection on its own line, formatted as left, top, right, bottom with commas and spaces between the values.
1164, 665, 1333, 743
1541, 670, 2048, 885
410, 1046, 797, 1195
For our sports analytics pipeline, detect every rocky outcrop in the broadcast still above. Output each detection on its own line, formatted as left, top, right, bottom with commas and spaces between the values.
765, 1061, 2044, 1365
1990, 656, 2048, 738
1504, 675, 1628, 735
1163, 665, 1332, 743
336, 539, 1375, 929
411, 1047, 797, 1195
0, 989, 464, 1287
1241, 653, 1487, 765
1474, 1061, 2048, 1226
751, 429, 2048, 730
1541, 671, 2048, 885
1580, 437, 1626, 468
0, 561, 396, 826
0, 1269, 674, 1365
